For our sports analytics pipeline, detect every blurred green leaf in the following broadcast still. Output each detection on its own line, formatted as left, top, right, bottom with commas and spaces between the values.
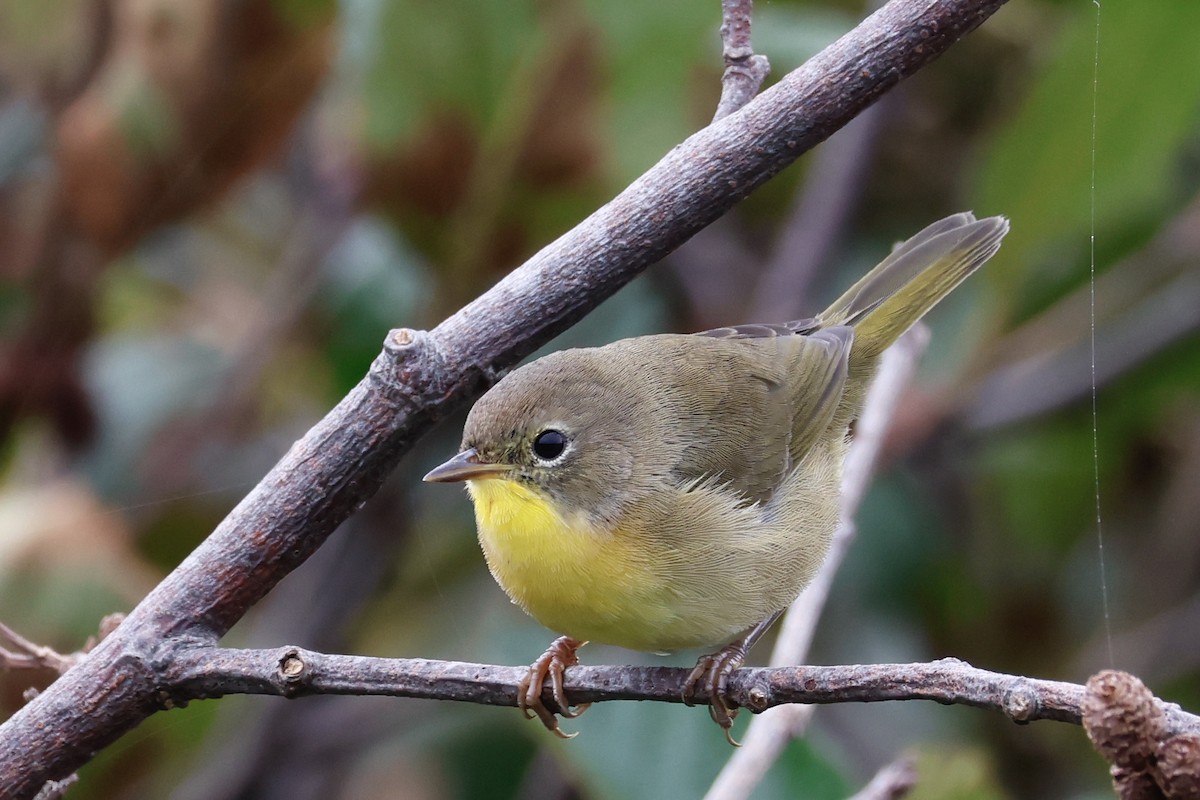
442, 723, 538, 800
754, 5, 855, 75
906, 746, 1008, 800
581, 0, 718, 182
362, 0, 540, 146
321, 215, 434, 391
551, 698, 847, 800
80, 334, 226, 498
977, 1, 1200, 316
75, 700, 222, 800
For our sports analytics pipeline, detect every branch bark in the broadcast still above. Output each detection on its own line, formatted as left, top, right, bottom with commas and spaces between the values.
0, 0, 1010, 795
160, 648, 1200, 737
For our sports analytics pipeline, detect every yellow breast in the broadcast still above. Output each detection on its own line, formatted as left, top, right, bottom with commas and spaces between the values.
465, 477, 685, 651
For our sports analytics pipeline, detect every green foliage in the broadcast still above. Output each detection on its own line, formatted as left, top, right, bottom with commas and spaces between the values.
320, 216, 435, 391
977, 0, 1200, 316
907, 747, 1008, 800
363, 0, 541, 145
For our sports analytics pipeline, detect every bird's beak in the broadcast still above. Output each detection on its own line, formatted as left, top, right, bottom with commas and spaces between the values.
423, 448, 515, 483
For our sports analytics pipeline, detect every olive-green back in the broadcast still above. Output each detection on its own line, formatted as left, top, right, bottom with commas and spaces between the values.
581, 329, 852, 506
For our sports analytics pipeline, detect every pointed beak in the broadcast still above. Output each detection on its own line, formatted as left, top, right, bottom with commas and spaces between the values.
423, 448, 515, 483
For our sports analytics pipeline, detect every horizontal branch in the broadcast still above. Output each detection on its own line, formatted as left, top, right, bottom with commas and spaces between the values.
169, 647, 1200, 737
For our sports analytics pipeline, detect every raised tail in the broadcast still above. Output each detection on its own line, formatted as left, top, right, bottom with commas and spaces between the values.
819, 212, 1010, 360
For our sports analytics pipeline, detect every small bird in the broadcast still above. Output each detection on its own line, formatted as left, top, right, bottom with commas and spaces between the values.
425, 212, 1009, 740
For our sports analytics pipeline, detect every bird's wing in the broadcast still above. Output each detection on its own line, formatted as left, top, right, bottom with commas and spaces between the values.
775, 326, 852, 468
697, 318, 821, 340
670, 325, 853, 505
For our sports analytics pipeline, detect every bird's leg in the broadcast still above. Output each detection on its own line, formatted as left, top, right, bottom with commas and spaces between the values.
517, 636, 590, 738
682, 610, 784, 745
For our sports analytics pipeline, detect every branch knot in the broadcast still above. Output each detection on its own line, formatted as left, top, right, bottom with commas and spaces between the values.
1001, 679, 1039, 723
277, 648, 310, 696
371, 328, 448, 404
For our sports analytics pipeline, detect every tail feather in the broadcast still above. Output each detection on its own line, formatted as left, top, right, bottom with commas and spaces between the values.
819, 213, 1010, 359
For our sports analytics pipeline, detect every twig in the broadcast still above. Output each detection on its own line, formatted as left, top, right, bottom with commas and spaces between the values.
161, 647, 1200, 737
965, 269, 1200, 431
0, 1, 1011, 795
847, 754, 918, 800
0, 623, 75, 675
713, 0, 772, 121
705, 326, 929, 800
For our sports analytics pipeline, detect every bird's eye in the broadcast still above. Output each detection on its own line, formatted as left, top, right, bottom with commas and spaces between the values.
532, 429, 567, 461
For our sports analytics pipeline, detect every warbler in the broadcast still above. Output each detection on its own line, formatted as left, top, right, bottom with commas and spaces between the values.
425, 212, 1009, 740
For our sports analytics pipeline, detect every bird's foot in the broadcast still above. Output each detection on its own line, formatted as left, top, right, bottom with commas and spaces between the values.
517, 636, 590, 739
683, 640, 748, 746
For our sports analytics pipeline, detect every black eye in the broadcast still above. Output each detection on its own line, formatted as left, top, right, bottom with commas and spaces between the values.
532, 429, 567, 461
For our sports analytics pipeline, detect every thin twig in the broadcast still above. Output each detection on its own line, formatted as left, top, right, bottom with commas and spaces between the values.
846, 754, 919, 800
0, 2, 1011, 795
713, 0, 771, 121
705, 326, 929, 800
0, 622, 78, 675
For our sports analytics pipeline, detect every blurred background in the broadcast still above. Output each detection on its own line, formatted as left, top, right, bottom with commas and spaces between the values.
0, 0, 1198, 797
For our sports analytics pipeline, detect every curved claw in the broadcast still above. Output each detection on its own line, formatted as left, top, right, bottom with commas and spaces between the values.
682, 640, 748, 745
517, 636, 589, 738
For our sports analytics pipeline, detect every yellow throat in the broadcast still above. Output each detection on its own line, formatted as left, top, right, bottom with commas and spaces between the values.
465, 476, 682, 651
